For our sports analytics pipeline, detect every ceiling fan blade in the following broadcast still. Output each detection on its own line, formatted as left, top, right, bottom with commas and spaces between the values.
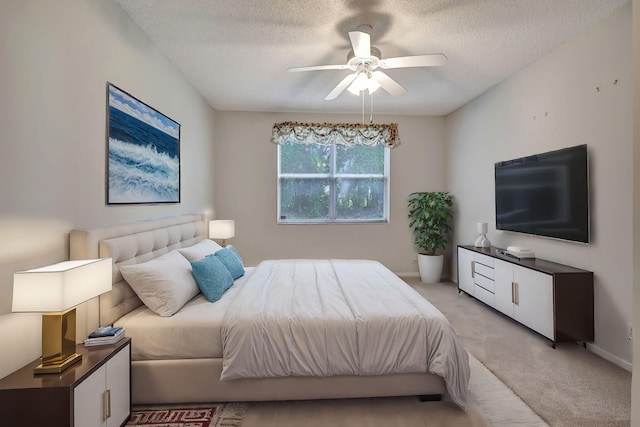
325, 73, 358, 100
349, 31, 370, 58
379, 53, 447, 69
371, 71, 406, 97
288, 64, 350, 72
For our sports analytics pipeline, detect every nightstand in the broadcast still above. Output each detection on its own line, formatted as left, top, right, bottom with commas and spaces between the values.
0, 337, 131, 427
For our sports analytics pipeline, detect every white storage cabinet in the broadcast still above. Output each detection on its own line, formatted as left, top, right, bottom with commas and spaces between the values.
457, 246, 593, 347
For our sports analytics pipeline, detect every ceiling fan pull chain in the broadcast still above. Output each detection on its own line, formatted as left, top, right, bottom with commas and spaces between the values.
362, 91, 365, 125
370, 91, 374, 124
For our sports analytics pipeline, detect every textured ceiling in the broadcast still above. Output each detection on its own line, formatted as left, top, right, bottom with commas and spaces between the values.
114, 0, 627, 116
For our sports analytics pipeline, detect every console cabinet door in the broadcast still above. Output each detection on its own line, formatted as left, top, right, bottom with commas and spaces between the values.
457, 247, 475, 295
513, 266, 554, 340
74, 364, 107, 427
493, 259, 515, 317
73, 343, 130, 427
106, 346, 131, 427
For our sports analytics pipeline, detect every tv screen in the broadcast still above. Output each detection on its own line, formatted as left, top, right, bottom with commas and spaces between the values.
494, 144, 589, 243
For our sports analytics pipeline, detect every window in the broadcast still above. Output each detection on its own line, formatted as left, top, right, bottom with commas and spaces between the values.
273, 121, 399, 224
278, 142, 389, 223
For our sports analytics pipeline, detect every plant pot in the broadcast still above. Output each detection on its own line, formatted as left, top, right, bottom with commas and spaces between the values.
417, 254, 444, 283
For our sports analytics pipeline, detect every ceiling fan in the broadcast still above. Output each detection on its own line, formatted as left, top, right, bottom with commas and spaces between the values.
288, 26, 447, 100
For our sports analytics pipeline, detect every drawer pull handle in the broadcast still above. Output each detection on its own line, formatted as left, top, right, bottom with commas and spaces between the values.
103, 389, 111, 420
511, 282, 514, 303
471, 261, 475, 278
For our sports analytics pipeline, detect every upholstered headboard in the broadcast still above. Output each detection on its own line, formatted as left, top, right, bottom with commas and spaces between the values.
70, 214, 206, 328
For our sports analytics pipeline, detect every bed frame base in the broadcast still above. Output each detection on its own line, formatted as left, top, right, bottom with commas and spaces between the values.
131, 358, 447, 404
419, 394, 442, 402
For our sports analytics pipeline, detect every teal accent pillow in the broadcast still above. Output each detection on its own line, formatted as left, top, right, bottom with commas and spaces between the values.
214, 247, 245, 279
190, 255, 234, 302
226, 245, 244, 266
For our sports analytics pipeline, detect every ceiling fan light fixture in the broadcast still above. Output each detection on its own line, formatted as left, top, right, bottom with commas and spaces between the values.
367, 78, 381, 94
347, 84, 361, 96
347, 73, 368, 95
347, 72, 380, 95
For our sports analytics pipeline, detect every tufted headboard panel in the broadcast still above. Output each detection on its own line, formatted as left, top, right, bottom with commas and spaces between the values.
70, 214, 206, 327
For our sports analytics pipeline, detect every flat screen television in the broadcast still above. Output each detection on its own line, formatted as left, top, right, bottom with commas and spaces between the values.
494, 144, 589, 243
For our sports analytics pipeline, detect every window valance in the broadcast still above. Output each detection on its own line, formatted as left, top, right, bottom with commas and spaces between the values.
271, 122, 400, 148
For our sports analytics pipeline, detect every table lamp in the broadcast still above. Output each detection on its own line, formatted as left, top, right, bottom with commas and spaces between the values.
12, 258, 112, 374
209, 220, 235, 247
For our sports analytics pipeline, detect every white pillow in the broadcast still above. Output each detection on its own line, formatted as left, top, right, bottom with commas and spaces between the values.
120, 250, 200, 317
177, 239, 223, 262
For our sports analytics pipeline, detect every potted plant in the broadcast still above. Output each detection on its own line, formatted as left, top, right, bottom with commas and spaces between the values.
407, 191, 454, 283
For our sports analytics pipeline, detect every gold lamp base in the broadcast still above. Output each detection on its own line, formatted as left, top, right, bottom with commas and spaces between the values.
34, 353, 82, 374
35, 307, 81, 375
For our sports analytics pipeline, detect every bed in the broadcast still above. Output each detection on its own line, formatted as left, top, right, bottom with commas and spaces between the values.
70, 214, 470, 409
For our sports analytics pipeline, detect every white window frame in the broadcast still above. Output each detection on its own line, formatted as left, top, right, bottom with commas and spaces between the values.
277, 144, 390, 224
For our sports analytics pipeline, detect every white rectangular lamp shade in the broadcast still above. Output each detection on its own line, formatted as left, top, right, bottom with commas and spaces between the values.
12, 258, 112, 313
209, 220, 235, 239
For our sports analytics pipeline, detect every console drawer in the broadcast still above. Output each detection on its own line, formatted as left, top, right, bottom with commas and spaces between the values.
474, 284, 495, 307
474, 253, 494, 268
474, 262, 494, 280
474, 273, 495, 293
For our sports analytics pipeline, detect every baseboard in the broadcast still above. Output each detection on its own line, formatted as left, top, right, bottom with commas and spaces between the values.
396, 272, 420, 278
396, 272, 454, 282
585, 343, 632, 372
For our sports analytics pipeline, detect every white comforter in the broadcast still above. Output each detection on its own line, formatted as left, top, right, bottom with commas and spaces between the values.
221, 259, 470, 409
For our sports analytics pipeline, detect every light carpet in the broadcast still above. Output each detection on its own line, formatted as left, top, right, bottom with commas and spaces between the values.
410, 278, 632, 426
468, 354, 547, 426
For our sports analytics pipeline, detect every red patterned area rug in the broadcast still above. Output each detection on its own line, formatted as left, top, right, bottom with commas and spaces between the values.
126, 402, 245, 427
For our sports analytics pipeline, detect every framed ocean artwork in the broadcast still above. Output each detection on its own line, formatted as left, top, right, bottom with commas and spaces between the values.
106, 83, 181, 204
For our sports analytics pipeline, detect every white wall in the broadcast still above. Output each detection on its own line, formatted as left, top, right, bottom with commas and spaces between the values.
631, 0, 639, 423
0, 0, 216, 378
213, 111, 447, 274
447, 4, 633, 368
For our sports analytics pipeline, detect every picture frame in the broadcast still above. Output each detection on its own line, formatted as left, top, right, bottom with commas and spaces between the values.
106, 83, 181, 204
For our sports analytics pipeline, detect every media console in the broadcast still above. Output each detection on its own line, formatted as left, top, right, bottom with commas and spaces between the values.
457, 245, 594, 347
